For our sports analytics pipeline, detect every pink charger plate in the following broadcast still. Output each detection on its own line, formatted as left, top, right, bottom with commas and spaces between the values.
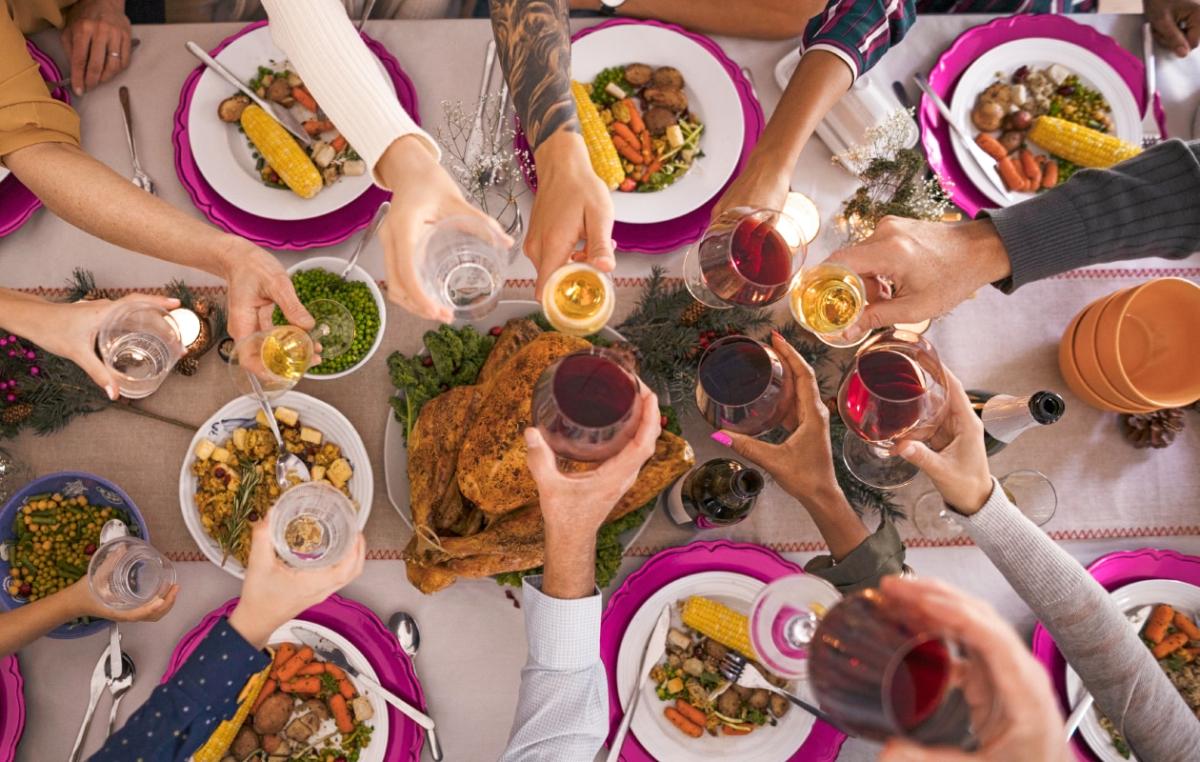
600, 540, 846, 761
515, 19, 764, 254
0, 655, 24, 762
172, 21, 418, 250
921, 14, 1168, 219
162, 594, 426, 761
1031, 548, 1200, 762
0, 41, 70, 238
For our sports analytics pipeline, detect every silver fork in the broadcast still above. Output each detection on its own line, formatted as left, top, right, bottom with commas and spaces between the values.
1140, 23, 1162, 148
103, 651, 136, 740
719, 651, 847, 732
118, 86, 154, 194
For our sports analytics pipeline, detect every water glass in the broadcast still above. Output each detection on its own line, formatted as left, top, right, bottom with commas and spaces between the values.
87, 536, 175, 610
419, 214, 513, 320
270, 482, 358, 568
98, 302, 187, 399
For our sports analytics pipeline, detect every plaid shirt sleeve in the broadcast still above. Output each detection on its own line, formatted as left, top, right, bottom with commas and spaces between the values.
799, 0, 917, 81
499, 577, 608, 762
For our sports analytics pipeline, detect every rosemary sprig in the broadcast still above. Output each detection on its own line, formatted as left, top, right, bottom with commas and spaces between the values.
219, 461, 262, 566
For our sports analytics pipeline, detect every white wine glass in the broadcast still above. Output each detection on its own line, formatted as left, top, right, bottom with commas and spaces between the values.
790, 262, 868, 348
228, 299, 355, 399
540, 262, 615, 337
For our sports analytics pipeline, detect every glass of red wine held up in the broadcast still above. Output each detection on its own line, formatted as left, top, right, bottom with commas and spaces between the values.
684, 207, 807, 309
531, 347, 644, 463
695, 335, 787, 437
808, 587, 993, 748
837, 329, 948, 489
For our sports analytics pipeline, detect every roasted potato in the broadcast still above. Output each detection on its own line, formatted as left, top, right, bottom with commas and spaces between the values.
252, 693, 293, 736
652, 66, 685, 89
217, 95, 251, 123
624, 63, 652, 87
231, 727, 260, 760
643, 87, 688, 113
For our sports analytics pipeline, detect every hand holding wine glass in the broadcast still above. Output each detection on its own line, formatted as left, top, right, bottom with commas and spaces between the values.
876, 576, 1071, 762
894, 369, 995, 515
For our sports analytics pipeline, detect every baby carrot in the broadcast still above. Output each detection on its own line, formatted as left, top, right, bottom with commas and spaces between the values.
995, 157, 1025, 192
611, 135, 645, 164
1146, 604, 1175, 644
280, 676, 322, 695
1152, 631, 1188, 659
640, 130, 653, 162
275, 646, 314, 682
325, 664, 347, 681
611, 121, 638, 145
292, 86, 318, 113
722, 724, 753, 736
674, 699, 706, 727
330, 694, 355, 734
330, 135, 348, 153
271, 643, 297, 677
1019, 149, 1042, 189
622, 98, 645, 134
1174, 611, 1200, 641
338, 678, 356, 700
664, 706, 703, 738
975, 133, 1008, 161
297, 662, 326, 677
252, 679, 277, 713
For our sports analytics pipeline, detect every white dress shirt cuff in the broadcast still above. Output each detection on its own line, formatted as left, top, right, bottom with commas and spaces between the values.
522, 577, 602, 672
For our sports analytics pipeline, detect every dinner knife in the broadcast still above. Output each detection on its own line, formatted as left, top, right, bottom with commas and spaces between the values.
184, 41, 313, 148
912, 72, 1013, 205
108, 624, 122, 694
290, 628, 436, 731
605, 605, 672, 762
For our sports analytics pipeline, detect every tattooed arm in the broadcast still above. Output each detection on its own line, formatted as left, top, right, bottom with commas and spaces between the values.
489, 0, 615, 295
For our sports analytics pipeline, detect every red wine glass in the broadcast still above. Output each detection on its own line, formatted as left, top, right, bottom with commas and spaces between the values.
683, 207, 807, 309
837, 329, 947, 489
695, 335, 786, 437
530, 347, 644, 462
808, 588, 992, 747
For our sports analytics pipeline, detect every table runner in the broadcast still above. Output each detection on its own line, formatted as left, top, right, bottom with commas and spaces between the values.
6, 267, 1197, 565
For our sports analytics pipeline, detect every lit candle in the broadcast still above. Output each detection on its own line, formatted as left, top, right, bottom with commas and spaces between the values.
167, 308, 202, 348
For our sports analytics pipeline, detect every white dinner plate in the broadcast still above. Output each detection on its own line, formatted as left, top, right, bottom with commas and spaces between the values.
186, 25, 390, 221
179, 391, 374, 578
570, 24, 744, 224
270, 619, 389, 761
614, 571, 821, 761
949, 38, 1141, 208
383, 300, 626, 527
1064, 578, 1200, 762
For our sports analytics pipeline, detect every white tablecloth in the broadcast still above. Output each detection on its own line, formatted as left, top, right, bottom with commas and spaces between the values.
5, 14, 1200, 762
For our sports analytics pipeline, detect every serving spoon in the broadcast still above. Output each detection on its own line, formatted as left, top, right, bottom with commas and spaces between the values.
390, 612, 443, 760
247, 374, 309, 488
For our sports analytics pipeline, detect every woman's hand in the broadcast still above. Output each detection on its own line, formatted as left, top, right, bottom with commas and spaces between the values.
714, 331, 838, 503
61, 0, 132, 96
878, 576, 1071, 762
35, 294, 179, 400
894, 369, 994, 515
525, 131, 616, 298
375, 136, 513, 322
64, 575, 179, 623
1145, 0, 1200, 57
525, 385, 660, 599
709, 154, 791, 223
228, 519, 365, 649
219, 240, 313, 340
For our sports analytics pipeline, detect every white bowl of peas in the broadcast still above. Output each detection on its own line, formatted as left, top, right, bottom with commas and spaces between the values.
283, 256, 387, 381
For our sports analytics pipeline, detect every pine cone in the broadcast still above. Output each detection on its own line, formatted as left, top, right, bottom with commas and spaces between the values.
175, 356, 200, 376
680, 301, 708, 327
1, 402, 32, 425
81, 288, 111, 301
1120, 409, 1185, 449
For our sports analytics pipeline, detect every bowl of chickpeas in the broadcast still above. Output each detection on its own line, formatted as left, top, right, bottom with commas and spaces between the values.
0, 472, 149, 638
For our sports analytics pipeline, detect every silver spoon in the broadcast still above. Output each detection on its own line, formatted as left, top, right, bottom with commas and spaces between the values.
341, 201, 389, 279
389, 612, 443, 761
247, 375, 309, 488
99, 519, 128, 545
103, 651, 136, 740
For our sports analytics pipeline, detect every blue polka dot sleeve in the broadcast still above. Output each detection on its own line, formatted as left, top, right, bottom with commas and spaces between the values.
87, 617, 270, 762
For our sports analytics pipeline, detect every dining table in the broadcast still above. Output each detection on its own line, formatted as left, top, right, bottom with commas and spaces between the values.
2, 12, 1199, 762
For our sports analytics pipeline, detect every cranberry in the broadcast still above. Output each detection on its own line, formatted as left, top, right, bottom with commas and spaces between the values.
84, 543, 97, 556
659, 415, 669, 428
18, 583, 31, 597
248, 511, 260, 522
698, 338, 710, 349
1012, 65, 1029, 83
421, 356, 434, 367
489, 326, 503, 336
1057, 84, 1076, 96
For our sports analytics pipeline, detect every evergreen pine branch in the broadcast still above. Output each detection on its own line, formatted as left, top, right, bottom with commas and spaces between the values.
65, 268, 98, 302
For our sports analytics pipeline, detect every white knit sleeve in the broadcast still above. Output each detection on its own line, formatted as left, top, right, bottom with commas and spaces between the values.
261, 0, 439, 187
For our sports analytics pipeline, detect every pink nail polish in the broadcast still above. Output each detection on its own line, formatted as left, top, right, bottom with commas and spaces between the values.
710, 431, 733, 447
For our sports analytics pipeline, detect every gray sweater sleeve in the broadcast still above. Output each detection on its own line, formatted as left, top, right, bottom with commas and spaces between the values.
985, 139, 1200, 292
961, 480, 1200, 761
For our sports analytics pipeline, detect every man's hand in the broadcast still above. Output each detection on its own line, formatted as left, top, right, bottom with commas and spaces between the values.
61, 0, 132, 96
228, 519, 365, 649
376, 136, 513, 322
525, 385, 660, 598
827, 217, 1012, 339
527, 131, 616, 298
878, 577, 1071, 762
715, 331, 837, 502
1146, 0, 1200, 57
709, 153, 791, 222
894, 369, 994, 515
218, 239, 314, 340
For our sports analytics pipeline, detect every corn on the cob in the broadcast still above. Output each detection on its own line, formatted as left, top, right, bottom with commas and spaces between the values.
192, 663, 271, 762
1027, 116, 1141, 169
570, 80, 624, 190
240, 104, 323, 199
681, 596, 755, 658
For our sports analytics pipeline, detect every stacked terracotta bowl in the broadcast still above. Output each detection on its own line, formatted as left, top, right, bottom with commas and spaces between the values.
1058, 278, 1200, 413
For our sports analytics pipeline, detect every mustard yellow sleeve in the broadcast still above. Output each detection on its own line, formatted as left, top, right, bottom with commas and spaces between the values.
0, 6, 80, 162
